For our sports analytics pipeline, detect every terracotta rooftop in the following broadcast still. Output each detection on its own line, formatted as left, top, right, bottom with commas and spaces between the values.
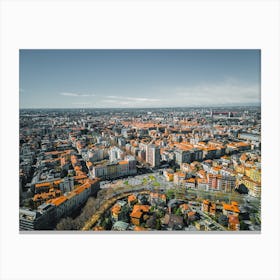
118, 160, 128, 165
48, 196, 67, 206
111, 204, 121, 215
35, 182, 51, 188
128, 194, 137, 202
130, 204, 150, 219
223, 203, 240, 213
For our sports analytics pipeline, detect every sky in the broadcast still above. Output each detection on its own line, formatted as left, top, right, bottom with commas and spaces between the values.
19, 49, 261, 108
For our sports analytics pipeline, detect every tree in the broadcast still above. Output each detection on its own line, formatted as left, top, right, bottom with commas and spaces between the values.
101, 217, 112, 230
175, 187, 185, 199
240, 220, 249, 230
175, 208, 182, 216
166, 189, 175, 200
28, 199, 35, 210
23, 198, 34, 210
156, 209, 165, 219
156, 219, 162, 230
56, 217, 75, 230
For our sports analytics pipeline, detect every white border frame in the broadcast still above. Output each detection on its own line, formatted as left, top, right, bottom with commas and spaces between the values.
1, 1, 280, 280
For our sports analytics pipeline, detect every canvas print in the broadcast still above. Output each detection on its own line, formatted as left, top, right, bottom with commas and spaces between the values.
19, 50, 261, 232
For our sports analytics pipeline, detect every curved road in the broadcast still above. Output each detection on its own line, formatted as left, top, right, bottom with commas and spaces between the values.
82, 189, 150, 230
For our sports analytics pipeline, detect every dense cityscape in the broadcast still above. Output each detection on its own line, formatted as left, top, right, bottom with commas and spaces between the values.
19, 106, 261, 231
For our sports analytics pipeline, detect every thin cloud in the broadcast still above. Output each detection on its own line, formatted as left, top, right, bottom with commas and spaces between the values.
107, 95, 160, 102
72, 102, 91, 105
103, 100, 133, 106
100, 96, 161, 108
174, 81, 260, 105
60, 92, 95, 97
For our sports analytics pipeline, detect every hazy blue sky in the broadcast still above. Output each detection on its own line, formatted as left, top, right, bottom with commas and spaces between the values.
19, 49, 260, 108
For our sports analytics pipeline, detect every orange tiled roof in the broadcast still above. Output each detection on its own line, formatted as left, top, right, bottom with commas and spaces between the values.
177, 172, 186, 178
186, 178, 195, 183
111, 204, 121, 215
66, 192, 76, 199
134, 226, 147, 231
130, 211, 142, 219
150, 193, 166, 200
240, 154, 247, 160
48, 196, 67, 206
72, 182, 91, 195
118, 160, 128, 165
35, 182, 51, 188
180, 204, 189, 210
188, 211, 196, 216
223, 203, 240, 213
93, 226, 104, 231
213, 166, 222, 171
74, 174, 88, 180
131, 205, 150, 212
54, 180, 62, 185
128, 194, 137, 202
130, 204, 150, 219
236, 142, 250, 147
231, 201, 238, 206
45, 151, 64, 156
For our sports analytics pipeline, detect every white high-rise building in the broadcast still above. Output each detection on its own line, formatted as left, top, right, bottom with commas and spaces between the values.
146, 144, 160, 167
109, 146, 124, 162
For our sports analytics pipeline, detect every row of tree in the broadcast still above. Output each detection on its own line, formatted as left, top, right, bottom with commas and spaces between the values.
56, 187, 117, 230
56, 196, 101, 230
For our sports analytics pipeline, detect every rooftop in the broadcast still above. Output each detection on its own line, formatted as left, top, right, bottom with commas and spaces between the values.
47, 196, 67, 206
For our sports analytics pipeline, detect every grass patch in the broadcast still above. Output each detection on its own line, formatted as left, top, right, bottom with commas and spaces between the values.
149, 175, 156, 181
142, 178, 148, 184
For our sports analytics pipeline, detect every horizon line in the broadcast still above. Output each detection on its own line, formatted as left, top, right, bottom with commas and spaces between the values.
20, 103, 261, 110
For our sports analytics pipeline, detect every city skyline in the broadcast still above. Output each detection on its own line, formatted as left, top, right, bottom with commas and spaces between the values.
19, 106, 261, 232
20, 49, 261, 109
